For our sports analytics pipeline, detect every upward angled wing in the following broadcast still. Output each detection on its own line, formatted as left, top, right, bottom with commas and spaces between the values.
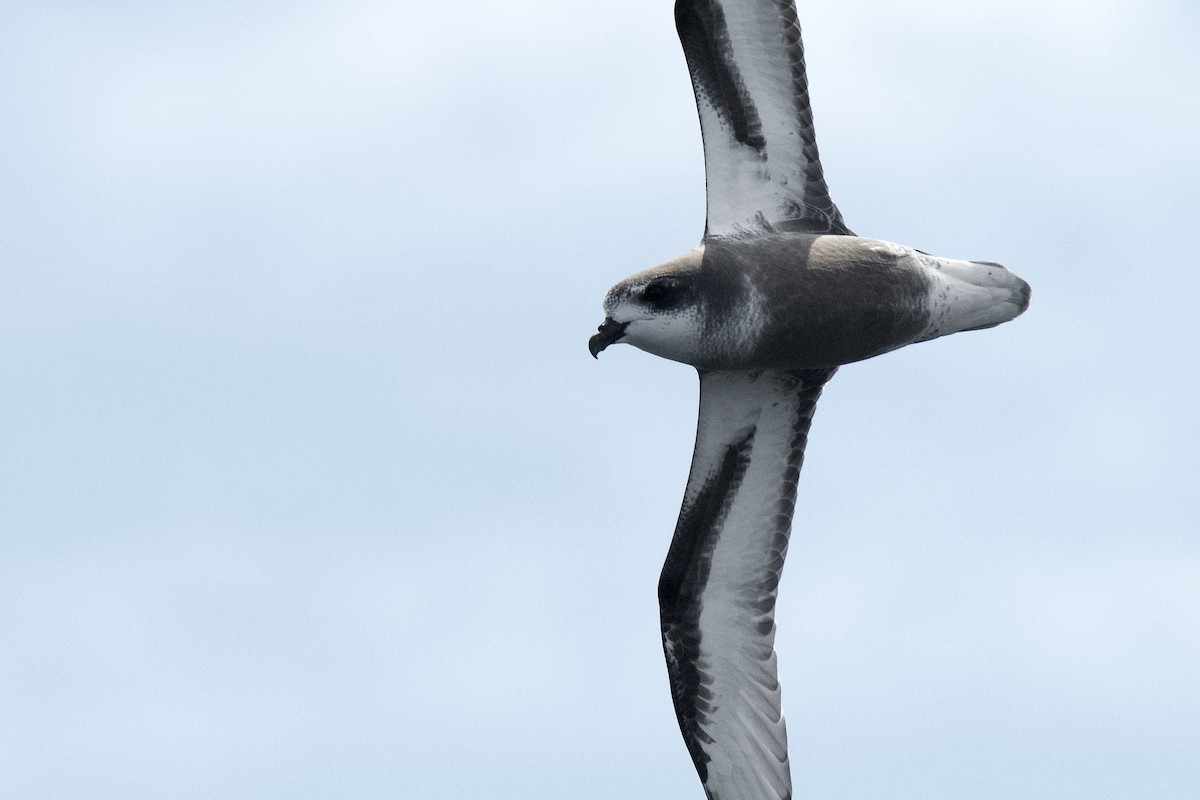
675, 0, 852, 238
660, 368, 835, 800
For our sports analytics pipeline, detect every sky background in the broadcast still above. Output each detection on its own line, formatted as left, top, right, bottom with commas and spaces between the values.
2, 0, 1198, 797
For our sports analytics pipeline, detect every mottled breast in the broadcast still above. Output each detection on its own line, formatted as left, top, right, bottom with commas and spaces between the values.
697, 234, 932, 370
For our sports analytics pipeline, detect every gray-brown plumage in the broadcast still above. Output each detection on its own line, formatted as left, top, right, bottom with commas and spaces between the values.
589, 1, 1029, 798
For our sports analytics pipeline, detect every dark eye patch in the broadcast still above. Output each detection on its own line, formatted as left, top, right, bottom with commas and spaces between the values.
641, 279, 684, 309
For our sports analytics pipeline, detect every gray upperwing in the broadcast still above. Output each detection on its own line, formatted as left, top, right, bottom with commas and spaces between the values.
674, 0, 852, 238
659, 367, 835, 800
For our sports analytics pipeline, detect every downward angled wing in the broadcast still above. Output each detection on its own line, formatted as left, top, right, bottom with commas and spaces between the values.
660, 368, 835, 800
675, 0, 852, 238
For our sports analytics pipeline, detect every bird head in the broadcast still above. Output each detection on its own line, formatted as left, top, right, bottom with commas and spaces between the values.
589, 249, 707, 365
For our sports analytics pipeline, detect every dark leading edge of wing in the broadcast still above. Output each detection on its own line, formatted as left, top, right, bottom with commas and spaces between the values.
674, 0, 852, 238
659, 368, 835, 800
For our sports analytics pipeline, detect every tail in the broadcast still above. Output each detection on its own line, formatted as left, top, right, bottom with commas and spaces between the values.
916, 255, 1031, 340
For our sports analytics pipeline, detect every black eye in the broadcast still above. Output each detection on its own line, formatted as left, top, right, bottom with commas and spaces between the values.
641, 279, 681, 309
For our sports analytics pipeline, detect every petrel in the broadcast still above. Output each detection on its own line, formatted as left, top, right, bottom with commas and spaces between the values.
589, 1, 1030, 798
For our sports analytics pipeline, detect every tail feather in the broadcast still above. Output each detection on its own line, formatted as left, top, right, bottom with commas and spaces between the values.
916, 255, 1031, 341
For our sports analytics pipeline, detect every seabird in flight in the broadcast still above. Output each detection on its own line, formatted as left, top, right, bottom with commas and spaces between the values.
589, 1, 1030, 798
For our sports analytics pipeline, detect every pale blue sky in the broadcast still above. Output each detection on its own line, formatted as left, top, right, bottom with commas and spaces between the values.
2, 1, 1197, 798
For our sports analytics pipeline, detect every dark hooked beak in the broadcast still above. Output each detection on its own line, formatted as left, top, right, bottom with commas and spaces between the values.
588, 318, 629, 358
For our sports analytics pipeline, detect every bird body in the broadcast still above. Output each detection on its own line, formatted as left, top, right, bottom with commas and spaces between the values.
592, 234, 1029, 371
